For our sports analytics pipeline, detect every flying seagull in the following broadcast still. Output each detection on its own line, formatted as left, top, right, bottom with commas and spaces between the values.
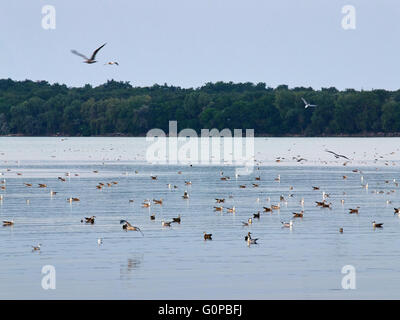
325, 150, 350, 160
104, 61, 119, 66
71, 43, 107, 64
301, 97, 317, 109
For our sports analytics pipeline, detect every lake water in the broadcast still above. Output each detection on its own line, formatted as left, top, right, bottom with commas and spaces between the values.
0, 137, 400, 299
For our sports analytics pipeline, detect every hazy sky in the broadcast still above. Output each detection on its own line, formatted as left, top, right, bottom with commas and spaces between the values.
0, 0, 399, 90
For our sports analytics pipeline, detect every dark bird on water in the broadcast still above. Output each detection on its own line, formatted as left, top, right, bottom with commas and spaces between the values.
172, 215, 181, 223
71, 43, 107, 64
81, 216, 95, 224
245, 232, 258, 244
203, 232, 212, 240
372, 221, 383, 228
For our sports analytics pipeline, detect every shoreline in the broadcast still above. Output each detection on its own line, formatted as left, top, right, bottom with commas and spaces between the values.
1, 133, 400, 138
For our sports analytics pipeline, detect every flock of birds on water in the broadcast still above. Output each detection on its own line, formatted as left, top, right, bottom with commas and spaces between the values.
0, 42, 396, 251
2, 145, 399, 252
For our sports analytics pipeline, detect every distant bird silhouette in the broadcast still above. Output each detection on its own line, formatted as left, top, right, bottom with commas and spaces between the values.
104, 61, 119, 66
71, 43, 106, 64
325, 150, 350, 160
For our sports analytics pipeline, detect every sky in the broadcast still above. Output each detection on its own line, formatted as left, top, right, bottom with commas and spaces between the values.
0, 0, 399, 90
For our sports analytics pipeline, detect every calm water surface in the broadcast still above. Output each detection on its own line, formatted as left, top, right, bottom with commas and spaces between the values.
0, 137, 400, 299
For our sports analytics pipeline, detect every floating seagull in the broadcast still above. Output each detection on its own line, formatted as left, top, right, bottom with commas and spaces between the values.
349, 207, 360, 214
32, 244, 41, 251
281, 220, 293, 228
172, 215, 181, 223
161, 220, 172, 227
71, 43, 106, 64
325, 150, 350, 160
81, 216, 95, 224
242, 218, 253, 226
120, 220, 143, 235
292, 210, 304, 218
97, 238, 103, 245
3, 220, 14, 226
203, 232, 212, 240
301, 97, 317, 109
372, 221, 383, 228
245, 232, 258, 245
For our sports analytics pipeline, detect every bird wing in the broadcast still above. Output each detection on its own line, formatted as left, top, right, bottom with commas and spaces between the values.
120, 219, 132, 227
90, 43, 106, 60
301, 97, 307, 105
338, 154, 350, 160
71, 50, 89, 60
326, 150, 338, 156
136, 227, 144, 236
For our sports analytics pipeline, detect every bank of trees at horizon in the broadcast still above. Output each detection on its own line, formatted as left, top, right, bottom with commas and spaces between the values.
0, 78, 399, 136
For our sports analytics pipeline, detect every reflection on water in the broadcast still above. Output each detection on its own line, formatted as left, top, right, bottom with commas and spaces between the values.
0, 137, 400, 299
120, 257, 143, 281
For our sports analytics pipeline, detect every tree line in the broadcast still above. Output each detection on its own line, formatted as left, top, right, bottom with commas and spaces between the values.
0, 78, 399, 136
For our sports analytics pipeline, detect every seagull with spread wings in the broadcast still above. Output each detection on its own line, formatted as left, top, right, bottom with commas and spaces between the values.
120, 220, 144, 235
104, 61, 119, 66
71, 43, 107, 64
301, 97, 317, 109
325, 150, 350, 160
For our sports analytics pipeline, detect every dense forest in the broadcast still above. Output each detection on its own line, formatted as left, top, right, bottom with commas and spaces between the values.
0, 78, 399, 136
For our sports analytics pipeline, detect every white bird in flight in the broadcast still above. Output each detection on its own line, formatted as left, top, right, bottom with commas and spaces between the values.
301, 97, 317, 109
